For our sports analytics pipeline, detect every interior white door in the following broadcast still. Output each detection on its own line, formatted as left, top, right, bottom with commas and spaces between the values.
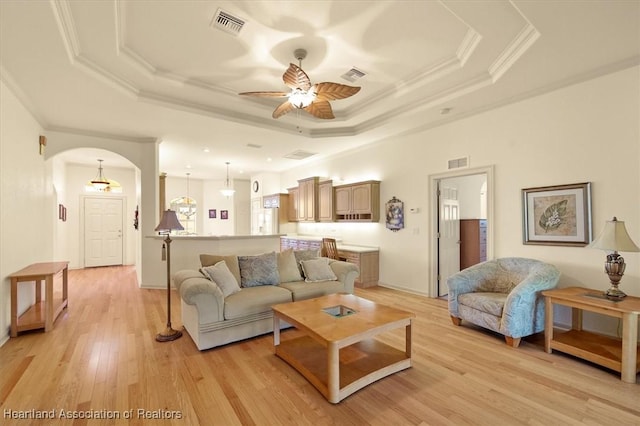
84, 197, 123, 267
437, 182, 460, 297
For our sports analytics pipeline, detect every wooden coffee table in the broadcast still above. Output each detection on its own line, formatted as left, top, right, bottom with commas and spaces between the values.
272, 293, 414, 403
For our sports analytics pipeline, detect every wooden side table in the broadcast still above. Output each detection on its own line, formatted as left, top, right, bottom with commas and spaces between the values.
542, 287, 640, 383
9, 261, 69, 337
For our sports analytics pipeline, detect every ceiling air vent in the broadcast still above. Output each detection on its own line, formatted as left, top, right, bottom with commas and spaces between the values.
448, 156, 469, 170
284, 150, 317, 160
341, 67, 366, 83
246, 143, 262, 149
211, 9, 245, 36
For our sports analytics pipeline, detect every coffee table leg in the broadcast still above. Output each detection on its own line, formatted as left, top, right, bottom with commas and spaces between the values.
273, 315, 280, 347
327, 342, 339, 403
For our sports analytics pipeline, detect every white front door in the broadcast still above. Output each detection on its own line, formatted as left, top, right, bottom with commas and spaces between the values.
438, 182, 460, 297
84, 197, 124, 267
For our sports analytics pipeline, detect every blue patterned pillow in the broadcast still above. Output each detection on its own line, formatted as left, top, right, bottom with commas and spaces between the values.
238, 252, 280, 287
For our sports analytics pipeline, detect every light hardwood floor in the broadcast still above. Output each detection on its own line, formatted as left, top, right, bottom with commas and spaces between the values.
1, 266, 638, 425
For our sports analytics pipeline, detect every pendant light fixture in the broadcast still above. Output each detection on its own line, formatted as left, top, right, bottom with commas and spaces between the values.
220, 162, 235, 197
91, 159, 110, 190
183, 172, 196, 218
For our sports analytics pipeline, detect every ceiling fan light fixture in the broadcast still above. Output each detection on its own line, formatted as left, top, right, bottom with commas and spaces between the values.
239, 48, 360, 120
289, 88, 316, 108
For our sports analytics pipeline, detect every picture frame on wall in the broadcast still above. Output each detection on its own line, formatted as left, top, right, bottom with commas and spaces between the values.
208, 209, 216, 219
221, 210, 228, 220
522, 182, 592, 246
385, 196, 404, 232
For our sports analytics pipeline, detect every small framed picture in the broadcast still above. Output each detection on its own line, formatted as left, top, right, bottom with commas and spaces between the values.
221, 210, 228, 220
522, 182, 592, 246
385, 197, 404, 232
209, 209, 217, 219
58, 204, 64, 220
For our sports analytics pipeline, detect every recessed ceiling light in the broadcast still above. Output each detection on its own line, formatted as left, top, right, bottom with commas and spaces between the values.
267, 158, 272, 162
203, 148, 210, 153
186, 164, 192, 169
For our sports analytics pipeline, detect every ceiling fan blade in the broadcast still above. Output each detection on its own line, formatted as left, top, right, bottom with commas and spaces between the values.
304, 100, 334, 119
238, 91, 289, 97
314, 82, 361, 101
272, 100, 295, 119
283, 63, 312, 91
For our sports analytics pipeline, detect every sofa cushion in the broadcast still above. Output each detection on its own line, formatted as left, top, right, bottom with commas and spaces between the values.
201, 261, 241, 298
277, 248, 303, 283
279, 280, 345, 301
300, 257, 338, 282
238, 252, 280, 287
458, 292, 506, 317
293, 248, 320, 277
200, 254, 241, 284
224, 285, 292, 320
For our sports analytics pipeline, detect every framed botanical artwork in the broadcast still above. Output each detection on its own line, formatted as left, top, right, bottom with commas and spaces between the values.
208, 209, 217, 219
522, 182, 592, 246
385, 196, 404, 232
220, 210, 228, 220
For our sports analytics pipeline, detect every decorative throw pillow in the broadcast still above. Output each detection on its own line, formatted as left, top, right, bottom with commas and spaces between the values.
293, 248, 320, 278
200, 254, 241, 284
201, 261, 241, 297
277, 248, 303, 283
238, 252, 280, 287
300, 257, 338, 283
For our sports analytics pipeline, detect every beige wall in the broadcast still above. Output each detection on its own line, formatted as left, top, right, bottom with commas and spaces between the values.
282, 66, 640, 306
0, 80, 52, 346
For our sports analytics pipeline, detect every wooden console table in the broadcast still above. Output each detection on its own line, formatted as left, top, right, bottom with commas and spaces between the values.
542, 287, 639, 383
10, 261, 69, 337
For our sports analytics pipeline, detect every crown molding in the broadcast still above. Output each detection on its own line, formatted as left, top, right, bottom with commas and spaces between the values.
51, 0, 80, 63
489, 23, 540, 83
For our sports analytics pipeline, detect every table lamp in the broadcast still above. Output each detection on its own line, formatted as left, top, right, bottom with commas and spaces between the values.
155, 209, 184, 342
587, 217, 639, 298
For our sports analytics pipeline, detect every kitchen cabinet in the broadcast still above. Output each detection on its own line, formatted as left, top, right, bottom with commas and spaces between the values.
318, 180, 334, 222
334, 181, 380, 222
338, 248, 379, 288
280, 237, 322, 251
297, 177, 319, 222
287, 187, 299, 222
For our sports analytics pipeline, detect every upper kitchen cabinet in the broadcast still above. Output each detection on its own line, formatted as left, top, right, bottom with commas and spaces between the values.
334, 181, 380, 222
297, 177, 319, 222
286, 186, 299, 222
318, 180, 334, 222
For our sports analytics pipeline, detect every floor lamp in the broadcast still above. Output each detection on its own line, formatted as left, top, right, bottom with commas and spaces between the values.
155, 209, 184, 342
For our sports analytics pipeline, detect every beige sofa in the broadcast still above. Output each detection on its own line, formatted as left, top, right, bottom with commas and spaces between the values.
174, 249, 359, 350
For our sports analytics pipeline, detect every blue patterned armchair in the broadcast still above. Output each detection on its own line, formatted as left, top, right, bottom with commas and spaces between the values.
447, 258, 560, 347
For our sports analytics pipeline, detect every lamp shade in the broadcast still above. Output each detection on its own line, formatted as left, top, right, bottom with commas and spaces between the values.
155, 209, 184, 232
587, 217, 639, 252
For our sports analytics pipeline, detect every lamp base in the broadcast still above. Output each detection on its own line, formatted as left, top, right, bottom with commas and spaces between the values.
156, 326, 183, 342
604, 286, 626, 299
